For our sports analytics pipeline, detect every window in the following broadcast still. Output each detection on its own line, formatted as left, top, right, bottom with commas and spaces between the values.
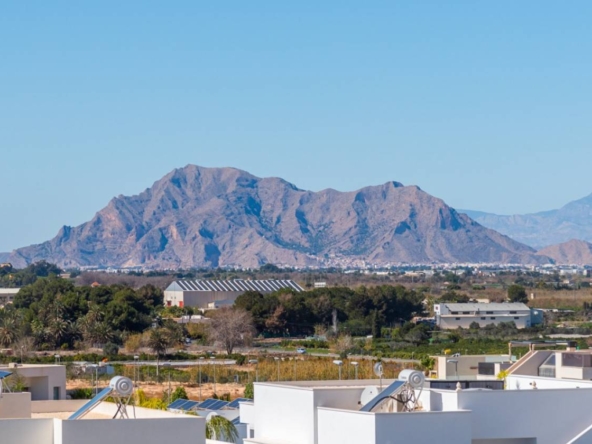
455, 317, 461, 320
451, 311, 459, 315
514, 317, 519, 320
53, 387, 60, 400
486, 311, 493, 314
490, 317, 496, 320
510, 311, 517, 314
480, 317, 486, 320
462, 311, 469, 314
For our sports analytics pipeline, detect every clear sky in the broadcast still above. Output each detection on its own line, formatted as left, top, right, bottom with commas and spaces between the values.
1, 1, 591, 252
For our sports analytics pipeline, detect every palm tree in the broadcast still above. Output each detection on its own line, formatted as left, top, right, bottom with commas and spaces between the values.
147, 328, 169, 379
0, 316, 19, 347
205, 414, 239, 442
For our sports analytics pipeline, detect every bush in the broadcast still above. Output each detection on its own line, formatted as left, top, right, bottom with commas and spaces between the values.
70, 388, 94, 399
171, 386, 188, 402
244, 382, 254, 399
103, 343, 119, 356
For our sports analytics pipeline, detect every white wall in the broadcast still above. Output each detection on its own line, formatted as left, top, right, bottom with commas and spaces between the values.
32, 400, 86, 413
59, 418, 204, 444
0, 392, 31, 418
458, 388, 592, 444
317, 409, 376, 444
0, 418, 54, 444
506, 374, 592, 390
316, 408, 472, 444
375, 411, 472, 444
253, 384, 315, 444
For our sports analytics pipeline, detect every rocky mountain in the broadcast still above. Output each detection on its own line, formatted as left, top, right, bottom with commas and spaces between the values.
463, 193, 592, 249
7, 165, 548, 268
537, 239, 592, 265
0, 253, 9, 263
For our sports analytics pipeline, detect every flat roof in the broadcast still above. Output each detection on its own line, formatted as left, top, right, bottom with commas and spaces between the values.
32, 412, 111, 420
437, 302, 530, 311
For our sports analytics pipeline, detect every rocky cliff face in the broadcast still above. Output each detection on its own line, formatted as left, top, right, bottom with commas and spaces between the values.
8, 165, 547, 268
463, 193, 592, 249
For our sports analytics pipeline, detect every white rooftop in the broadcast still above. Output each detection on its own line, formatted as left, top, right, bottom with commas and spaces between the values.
437, 302, 530, 311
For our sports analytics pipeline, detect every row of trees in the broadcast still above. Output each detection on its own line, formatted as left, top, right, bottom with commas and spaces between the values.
0, 261, 62, 288
234, 285, 424, 337
0, 275, 164, 350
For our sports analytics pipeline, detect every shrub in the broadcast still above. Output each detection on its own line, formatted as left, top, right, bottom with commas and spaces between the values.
103, 342, 119, 356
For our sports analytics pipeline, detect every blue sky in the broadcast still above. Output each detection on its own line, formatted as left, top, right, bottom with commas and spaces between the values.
1, 1, 591, 251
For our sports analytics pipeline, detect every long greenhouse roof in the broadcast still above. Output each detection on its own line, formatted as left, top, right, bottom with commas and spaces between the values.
167, 279, 304, 293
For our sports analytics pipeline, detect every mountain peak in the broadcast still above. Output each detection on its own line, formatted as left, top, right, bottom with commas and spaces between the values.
7, 165, 546, 268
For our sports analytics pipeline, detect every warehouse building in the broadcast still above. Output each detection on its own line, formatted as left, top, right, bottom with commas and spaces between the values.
164, 279, 304, 309
434, 302, 544, 329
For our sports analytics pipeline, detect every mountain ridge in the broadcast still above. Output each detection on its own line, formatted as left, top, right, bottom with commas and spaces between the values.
462, 192, 592, 248
537, 239, 592, 265
8, 165, 549, 268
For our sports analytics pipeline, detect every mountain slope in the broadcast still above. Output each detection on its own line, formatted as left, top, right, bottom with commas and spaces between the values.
537, 239, 592, 265
463, 193, 592, 249
0, 253, 9, 263
8, 165, 548, 268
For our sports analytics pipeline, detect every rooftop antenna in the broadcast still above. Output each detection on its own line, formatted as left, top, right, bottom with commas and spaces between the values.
373, 362, 384, 391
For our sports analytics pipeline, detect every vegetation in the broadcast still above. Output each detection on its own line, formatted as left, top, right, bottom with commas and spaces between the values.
234, 285, 423, 337
205, 414, 239, 442
0, 271, 165, 351
0, 261, 61, 288
206, 307, 255, 354
507, 284, 528, 303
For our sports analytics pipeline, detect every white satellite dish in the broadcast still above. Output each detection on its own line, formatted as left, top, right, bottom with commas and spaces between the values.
373, 362, 384, 378
360, 386, 380, 406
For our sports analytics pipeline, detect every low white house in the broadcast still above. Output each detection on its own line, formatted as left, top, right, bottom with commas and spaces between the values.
432, 354, 514, 380
0, 364, 66, 401
434, 302, 543, 329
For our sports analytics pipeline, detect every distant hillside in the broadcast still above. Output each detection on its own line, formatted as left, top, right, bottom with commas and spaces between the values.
8, 165, 549, 268
537, 239, 592, 265
462, 193, 592, 249
0, 253, 9, 263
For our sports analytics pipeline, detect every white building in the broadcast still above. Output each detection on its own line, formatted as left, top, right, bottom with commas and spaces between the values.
432, 354, 514, 380
239, 374, 592, 443
0, 288, 19, 306
0, 364, 66, 400
0, 374, 239, 444
164, 279, 304, 309
434, 302, 543, 329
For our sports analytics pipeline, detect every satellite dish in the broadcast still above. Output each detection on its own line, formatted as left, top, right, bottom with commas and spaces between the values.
373, 362, 384, 378
360, 386, 379, 406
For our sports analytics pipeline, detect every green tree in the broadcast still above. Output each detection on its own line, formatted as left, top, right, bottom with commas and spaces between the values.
0, 315, 20, 347
507, 285, 528, 303
371, 310, 381, 339
206, 414, 239, 442
171, 386, 188, 402
147, 328, 170, 379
